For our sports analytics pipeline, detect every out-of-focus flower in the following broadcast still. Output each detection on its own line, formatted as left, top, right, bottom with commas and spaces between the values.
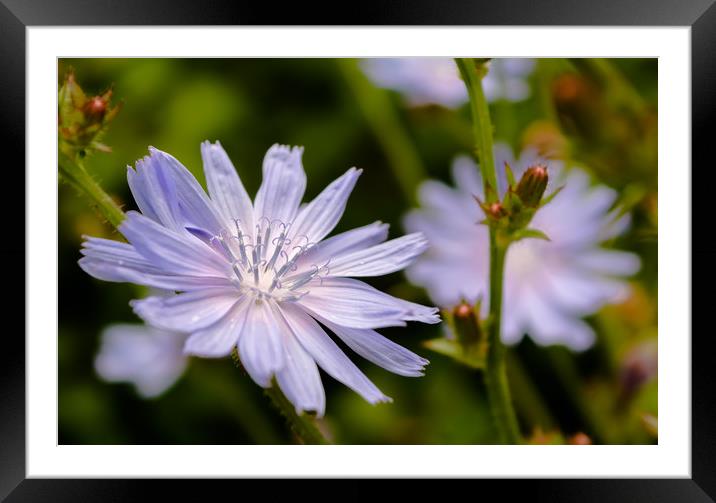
404, 144, 640, 350
620, 340, 657, 399
360, 58, 536, 108
58, 71, 121, 157
80, 142, 437, 416
94, 324, 188, 398
568, 432, 593, 445
522, 120, 571, 160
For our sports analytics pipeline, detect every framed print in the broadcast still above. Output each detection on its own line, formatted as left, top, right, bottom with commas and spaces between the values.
2, 0, 712, 498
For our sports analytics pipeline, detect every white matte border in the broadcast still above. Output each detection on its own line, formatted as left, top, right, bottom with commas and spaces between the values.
28, 27, 690, 477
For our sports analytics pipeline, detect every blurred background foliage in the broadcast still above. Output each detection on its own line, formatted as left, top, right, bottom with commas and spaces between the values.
58, 58, 657, 445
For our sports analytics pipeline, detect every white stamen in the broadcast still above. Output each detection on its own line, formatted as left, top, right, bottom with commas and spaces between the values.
214, 219, 326, 302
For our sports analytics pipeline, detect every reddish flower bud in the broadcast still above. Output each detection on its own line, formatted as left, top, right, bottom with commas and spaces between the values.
568, 432, 592, 445
515, 164, 549, 207
451, 300, 484, 350
83, 95, 109, 121
486, 202, 507, 220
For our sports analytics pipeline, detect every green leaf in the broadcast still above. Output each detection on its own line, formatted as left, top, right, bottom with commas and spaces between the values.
423, 337, 487, 370
539, 185, 564, 207
504, 161, 516, 186
513, 228, 551, 242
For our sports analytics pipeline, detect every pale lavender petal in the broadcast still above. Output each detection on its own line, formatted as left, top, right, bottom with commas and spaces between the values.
502, 58, 536, 76
599, 212, 632, 241
281, 303, 390, 404
543, 267, 632, 315
361, 58, 467, 108
131, 288, 240, 332
237, 299, 285, 387
120, 211, 229, 277
418, 180, 467, 214
183, 297, 250, 357
79, 237, 233, 291
290, 168, 361, 244
201, 141, 255, 232
300, 277, 438, 329
254, 144, 306, 223
147, 147, 225, 235
274, 309, 326, 416
505, 79, 530, 101
451, 155, 483, 196
127, 154, 182, 231
326, 233, 428, 277
574, 250, 641, 276
520, 286, 596, 350
94, 324, 188, 398
318, 316, 429, 377
295, 221, 389, 270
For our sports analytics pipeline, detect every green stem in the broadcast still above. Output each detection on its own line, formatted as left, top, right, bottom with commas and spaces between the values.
264, 385, 329, 445
59, 154, 126, 228
456, 58, 521, 444
455, 58, 498, 202
485, 239, 521, 443
337, 59, 427, 203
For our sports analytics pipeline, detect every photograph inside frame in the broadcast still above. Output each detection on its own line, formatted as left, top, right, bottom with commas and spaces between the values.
57, 57, 657, 445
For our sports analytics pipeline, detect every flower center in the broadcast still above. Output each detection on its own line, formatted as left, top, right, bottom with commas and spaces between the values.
210, 217, 329, 302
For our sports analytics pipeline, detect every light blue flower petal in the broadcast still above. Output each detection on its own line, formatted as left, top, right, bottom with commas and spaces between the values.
127, 153, 183, 231
79, 237, 233, 291
295, 221, 389, 270
274, 313, 326, 417
281, 303, 390, 405
290, 167, 361, 244
148, 147, 225, 235
317, 315, 429, 377
201, 140, 255, 232
574, 249, 641, 276
237, 299, 285, 387
95, 324, 187, 398
120, 211, 229, 277
538, 266, 631, 315
254, 144, 306, 224
326, 232, 428, 277
519, 285, 596, 350
300, 277, 438, 329
183, 297, 250, 357
131, 288, 240, 332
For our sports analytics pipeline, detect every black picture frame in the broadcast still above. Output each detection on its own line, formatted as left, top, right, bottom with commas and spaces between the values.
2, 0, 710, 499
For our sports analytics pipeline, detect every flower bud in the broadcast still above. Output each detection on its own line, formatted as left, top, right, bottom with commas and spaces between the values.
83, 94, 109, 122
515, 164, 549, 208
58, 71, 121, 157
568, 432, 592, 445
452, 300, 484, 350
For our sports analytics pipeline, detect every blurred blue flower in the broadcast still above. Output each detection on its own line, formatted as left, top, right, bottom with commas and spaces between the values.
360, 58, 536, 108
80, 142, 438, 415
403, 144, 640, 350
94, 323, 188, 398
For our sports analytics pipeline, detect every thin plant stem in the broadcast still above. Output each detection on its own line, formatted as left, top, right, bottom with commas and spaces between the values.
264, 385, 329, 445
456, 58, 521, 444
336, 59, 427, 203
58, 154, 126, 228
455, 58, 498, 201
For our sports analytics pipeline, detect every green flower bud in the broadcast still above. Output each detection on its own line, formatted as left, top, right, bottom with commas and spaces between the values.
58, 71, 121, 157
515, 164, 549, 208
452, 300, 485, 354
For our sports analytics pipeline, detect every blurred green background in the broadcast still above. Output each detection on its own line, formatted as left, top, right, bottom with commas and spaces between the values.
58, 58, 657, 445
